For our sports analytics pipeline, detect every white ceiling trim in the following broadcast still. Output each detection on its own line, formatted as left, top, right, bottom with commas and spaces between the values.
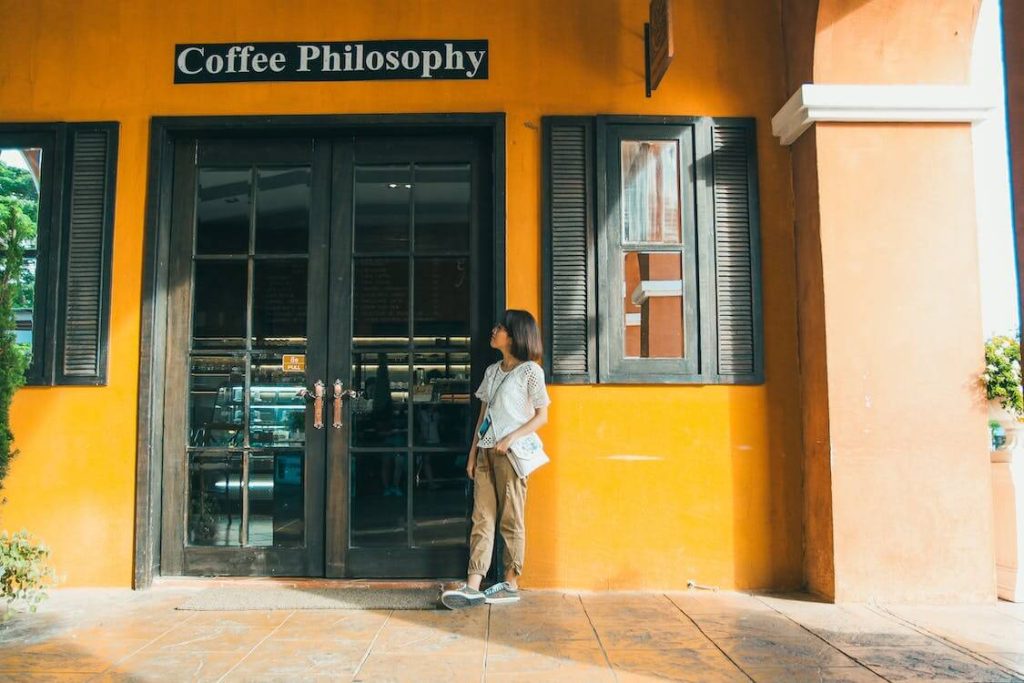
771, 84, 995, 146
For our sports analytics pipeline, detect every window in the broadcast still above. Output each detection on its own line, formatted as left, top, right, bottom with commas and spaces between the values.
543, 116, 762, 385
0, 124, 118, 385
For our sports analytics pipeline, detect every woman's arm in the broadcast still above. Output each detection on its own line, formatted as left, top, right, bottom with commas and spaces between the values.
494, 405, 548, 454
466, 401, 488, 478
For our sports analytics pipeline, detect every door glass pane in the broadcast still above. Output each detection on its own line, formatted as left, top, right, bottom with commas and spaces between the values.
248, 452, 304, 547
413, 453, 470, 547
354, 165, 410, 253
249, 352, 306, 448
189, 355, 245, 448
414, 258, 469, 339
196, 168, 251, 254
253, 259, 307, 347
193, 260, 248, 348
350, 352, 409, 447
353, 258, 409, 346
255, 167, 310, 254
188, 452, 244, 546
620, 140, 680, 244
414, 164, 470, 252
412, 352, 471, 447
350, 452, 408, 547
623, 251, 684, 358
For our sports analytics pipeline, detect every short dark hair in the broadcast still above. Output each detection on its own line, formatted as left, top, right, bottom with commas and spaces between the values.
501, 309, 543, 363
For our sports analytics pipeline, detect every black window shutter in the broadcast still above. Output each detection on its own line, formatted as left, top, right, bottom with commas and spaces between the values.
55, 123, 118, 385
709, 120, 763, 383
542, 117, 596, 384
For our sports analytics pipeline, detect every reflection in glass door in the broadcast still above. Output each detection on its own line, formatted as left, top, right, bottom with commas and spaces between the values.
331, 140, 486, 577
162, 139, 329, 576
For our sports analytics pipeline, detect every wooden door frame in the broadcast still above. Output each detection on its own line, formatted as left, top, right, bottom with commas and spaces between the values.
133, 114, 506, 589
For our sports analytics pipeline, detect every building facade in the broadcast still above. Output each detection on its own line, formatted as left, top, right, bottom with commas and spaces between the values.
0, 0, 999, 602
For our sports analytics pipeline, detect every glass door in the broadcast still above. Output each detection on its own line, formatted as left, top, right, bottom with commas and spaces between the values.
161, 138, 331, 576
325, 137, 488, 578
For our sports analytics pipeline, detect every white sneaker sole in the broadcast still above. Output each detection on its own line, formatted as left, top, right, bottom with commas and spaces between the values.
441, 591, 486, 610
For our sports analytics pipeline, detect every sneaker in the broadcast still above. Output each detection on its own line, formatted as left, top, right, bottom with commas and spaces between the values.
483, 581, 521, 605
440, 583, 486, 610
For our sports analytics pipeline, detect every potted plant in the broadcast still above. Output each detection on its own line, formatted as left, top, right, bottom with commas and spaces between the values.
982, 334, 1023, 450
984, 334, 1024, 602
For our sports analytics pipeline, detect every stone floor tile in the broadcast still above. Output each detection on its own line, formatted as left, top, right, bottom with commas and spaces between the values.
883, 604, 1024, 654
847, 644, 1024, 682
590, 618, 712, 650
713, 634, 858, 669
484, 639, 609, 674
8, 675, 98, 682
744, 665, 885, 682
268, 609, 390, 642
221, 637, 369, 679
990, 651, 1024, 675
0, 640, 116, 674
370, 624, 485, 655
93, 650, 242, 682
686, 611, 811, 640
666, 591, 776, 616
606, 645, 749, 682
145, 611, 292, 654
486, 608, 599, 643
385, 606, 488, 635
498, 591, 585, 613
486, 667, 616, 682
353, 653, 483, 682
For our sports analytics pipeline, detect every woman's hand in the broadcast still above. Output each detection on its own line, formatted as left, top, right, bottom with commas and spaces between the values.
495, 435, 513, 454
466, 447, 477, 479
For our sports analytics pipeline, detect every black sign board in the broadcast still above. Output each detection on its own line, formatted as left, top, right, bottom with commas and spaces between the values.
644, 0, 674, 97
175, 40, 489, 84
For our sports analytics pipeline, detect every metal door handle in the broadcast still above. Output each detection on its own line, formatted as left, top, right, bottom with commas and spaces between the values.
297, 380, 326, 429
332, 379, 358, 429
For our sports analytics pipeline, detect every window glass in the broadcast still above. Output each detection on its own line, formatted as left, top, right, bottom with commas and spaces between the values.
0, 148, 41, 356
623, 252, 684, 358
620, 140, 681, 244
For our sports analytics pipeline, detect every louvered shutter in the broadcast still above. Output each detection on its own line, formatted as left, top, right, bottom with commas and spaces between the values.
709, 121, 763, 383
55, 123, 118, 385
542, 117, 596, 383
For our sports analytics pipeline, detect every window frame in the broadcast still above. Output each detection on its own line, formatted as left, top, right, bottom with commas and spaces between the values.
597, 118, 703, 384
0, 125, 64, 386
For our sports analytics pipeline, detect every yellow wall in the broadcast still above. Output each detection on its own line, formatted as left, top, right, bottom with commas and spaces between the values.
0, 0, 803, 590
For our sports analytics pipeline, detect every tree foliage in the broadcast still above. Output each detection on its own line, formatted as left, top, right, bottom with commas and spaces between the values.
0, 200, 29, 491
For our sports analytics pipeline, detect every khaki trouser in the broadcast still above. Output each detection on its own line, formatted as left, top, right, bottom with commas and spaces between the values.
468, 447, 527, 577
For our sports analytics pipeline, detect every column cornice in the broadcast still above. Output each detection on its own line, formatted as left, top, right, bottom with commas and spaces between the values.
771, 84, 994, 146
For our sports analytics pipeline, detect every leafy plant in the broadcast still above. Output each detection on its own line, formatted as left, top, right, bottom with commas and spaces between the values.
0, 199, 30, 490
0, 530, 55, 620
982, 335, 1023, 417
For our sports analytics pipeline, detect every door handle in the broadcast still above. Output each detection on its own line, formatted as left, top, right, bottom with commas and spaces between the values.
332, 379, 358, 429
297, 380, 326, 429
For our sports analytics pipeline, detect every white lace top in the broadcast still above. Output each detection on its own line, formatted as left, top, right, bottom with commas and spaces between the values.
475, 360, 551, 448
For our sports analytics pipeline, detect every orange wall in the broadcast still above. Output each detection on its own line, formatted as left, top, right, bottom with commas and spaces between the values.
0, 0, 803, 590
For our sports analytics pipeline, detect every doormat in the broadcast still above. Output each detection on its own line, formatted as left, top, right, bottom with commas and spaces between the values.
177, 586, 443, 611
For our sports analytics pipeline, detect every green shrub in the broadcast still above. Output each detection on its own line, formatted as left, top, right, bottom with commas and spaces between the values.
982, 335, 1023, 416
0, 198, 30, 490
0, 530, 55, 620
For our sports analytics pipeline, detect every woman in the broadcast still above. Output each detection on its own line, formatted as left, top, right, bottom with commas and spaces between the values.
441, 309, 550, 609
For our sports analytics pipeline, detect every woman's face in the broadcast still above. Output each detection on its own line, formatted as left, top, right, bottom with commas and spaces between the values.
490, 322, 512, 352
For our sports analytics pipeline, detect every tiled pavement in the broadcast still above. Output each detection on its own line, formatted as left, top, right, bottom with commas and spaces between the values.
2, 585, 1024, 682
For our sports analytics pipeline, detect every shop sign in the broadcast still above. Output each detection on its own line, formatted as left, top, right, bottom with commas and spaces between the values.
644, 0, 674, 97
174, 40, 488, 84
